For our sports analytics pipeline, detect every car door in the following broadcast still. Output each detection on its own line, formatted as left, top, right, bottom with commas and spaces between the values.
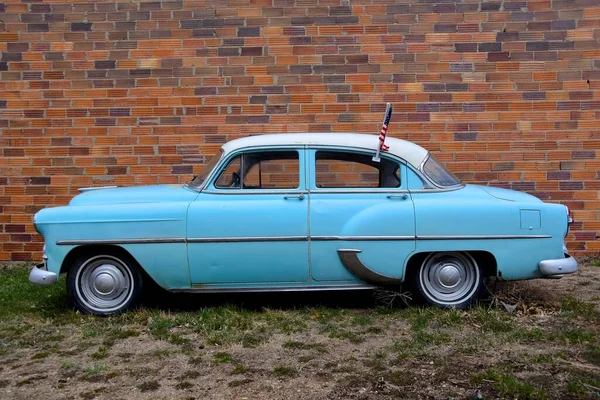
308, 148, 416, 283
187, 147, 309, 285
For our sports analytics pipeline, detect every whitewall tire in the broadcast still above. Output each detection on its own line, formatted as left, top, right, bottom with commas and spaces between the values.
67, 253, 143, 316
415, 252, 483, 309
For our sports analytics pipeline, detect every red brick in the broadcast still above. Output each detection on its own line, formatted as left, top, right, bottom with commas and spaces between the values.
0, 0, 597, 259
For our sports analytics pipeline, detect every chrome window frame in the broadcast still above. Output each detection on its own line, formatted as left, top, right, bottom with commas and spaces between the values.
202, 145, 306, 195
309, 147, 404, 191
305, 145, 448, 194
189, 144, 465, 194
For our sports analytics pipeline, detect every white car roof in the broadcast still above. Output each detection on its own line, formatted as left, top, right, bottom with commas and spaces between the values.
221, 133, 429, 169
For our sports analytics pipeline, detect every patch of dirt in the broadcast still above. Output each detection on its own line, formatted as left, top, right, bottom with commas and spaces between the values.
538, 263, 600, 304
490, 263, 600, 312
0, 264, 599, 399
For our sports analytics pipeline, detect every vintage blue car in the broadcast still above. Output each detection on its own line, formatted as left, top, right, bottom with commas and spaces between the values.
29, 133, 577, 315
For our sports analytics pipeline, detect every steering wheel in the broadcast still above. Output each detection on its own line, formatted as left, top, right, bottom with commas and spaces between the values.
229, 172, 241, 188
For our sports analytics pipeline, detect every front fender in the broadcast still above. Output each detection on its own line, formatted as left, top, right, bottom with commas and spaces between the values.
34, 202, 192, 289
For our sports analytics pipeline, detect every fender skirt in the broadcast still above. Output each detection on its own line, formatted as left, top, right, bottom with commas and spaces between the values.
337, 249, 403, 286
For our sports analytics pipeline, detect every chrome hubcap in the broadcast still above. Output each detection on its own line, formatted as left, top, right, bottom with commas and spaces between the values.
91, 265, 127, 296
75, 256, 134, 313
438, 264, 461, 288
420, 252, 480, 306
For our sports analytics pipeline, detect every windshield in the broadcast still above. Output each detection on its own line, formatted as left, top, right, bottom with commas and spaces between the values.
422, 155, 462, 187
187, 150, 223, 189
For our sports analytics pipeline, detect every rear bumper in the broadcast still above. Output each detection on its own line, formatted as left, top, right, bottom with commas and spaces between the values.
29, 262, 57, 286
539, 248, 578, 278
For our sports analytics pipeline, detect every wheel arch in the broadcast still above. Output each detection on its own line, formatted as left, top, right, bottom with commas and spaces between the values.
60, 245, 152, 281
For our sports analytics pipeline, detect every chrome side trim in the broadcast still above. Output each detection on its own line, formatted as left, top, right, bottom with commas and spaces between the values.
315, 235, 550, 241
312, 235, 414, 241
49, 218, 183, 224
416, 235, 552, 240
56, 238, 186, 245
56, 234, 552, 246
187, 236, 308, 243
337, 249, 403, 286
172, 284, 375, 293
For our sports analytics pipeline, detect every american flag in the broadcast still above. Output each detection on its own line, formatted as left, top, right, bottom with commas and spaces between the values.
379, 124, 390, 151
379, 103, 392, 151
372, 103, 392, 162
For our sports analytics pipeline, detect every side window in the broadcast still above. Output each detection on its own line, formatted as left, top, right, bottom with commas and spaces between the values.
214, 151, 300, 190
315, 151, 401, 189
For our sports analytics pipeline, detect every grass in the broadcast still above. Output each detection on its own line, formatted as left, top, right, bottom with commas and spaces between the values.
147, 316, 176, 340
561, 296, 599, 321
213, 351, 234, 364
175, 381, 194, 390
90, 345, 108, 360
228, 378, 253, 387
0, 264, 599, 398
232, 364, 248, 374
178, 370, 201, 380
0, 267, 70, 320
566, 370, 600, 397
32, 351, 50, 360
82, 363, 108, 378
272, 365, 297, 378
137, 380, 160, 392
471, 368, 549, 399
283, 340, 328, 353
153, 349, 170, 359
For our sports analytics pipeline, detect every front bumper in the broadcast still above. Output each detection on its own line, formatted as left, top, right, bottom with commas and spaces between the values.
29, 262, 57, 286
539, 247, 578, 278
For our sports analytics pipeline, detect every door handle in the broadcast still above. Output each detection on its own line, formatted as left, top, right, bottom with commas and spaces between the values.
387, 194, 408, 200
284, 194, 305, 201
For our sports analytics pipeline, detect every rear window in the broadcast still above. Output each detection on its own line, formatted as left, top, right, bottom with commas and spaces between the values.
422, 155, 461, 187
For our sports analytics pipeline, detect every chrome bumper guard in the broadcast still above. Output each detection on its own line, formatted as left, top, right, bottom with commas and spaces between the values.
539, 252, 578, 278
29, 262, 57, 286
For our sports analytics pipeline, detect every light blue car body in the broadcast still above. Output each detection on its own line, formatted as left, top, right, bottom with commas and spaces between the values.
30, 134, 576, 293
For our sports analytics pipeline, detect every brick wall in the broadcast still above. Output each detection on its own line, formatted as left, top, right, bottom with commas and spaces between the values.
1, 0, 599, 261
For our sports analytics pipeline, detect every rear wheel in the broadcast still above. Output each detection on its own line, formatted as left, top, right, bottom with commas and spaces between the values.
415, 252, 483, 309
67, 253, 143, 316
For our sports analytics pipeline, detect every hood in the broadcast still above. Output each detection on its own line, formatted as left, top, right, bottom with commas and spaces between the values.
69, 184, 199, 206
474, 185, 542, 204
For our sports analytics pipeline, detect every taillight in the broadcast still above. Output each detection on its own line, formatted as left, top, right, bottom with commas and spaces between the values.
565, 206, 573, 237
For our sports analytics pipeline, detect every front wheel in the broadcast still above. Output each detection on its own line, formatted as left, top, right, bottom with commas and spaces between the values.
67, 253, 143, 316
415, 252, 483, 309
